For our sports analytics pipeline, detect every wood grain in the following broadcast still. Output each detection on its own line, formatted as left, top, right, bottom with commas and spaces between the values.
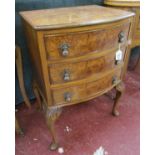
15, 45, 31, 109
44, 23, 129, 60
20, 5, 134, 150
20, 5, 134, 30
104, 0, 140, 7
52, 68, 122, 105
49, 48, 125, 85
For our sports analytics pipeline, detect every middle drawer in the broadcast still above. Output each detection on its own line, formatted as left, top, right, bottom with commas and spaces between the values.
48, 49, 125, 85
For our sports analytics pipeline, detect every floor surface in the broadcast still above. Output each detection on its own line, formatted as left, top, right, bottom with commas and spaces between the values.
15, 71, 140, 155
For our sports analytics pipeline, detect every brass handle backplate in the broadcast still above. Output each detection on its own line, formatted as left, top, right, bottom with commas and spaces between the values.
63, 70, 70, 81
60, 43, 70, 57
118, 31, 125, 43
64, 92, 72, 102
112, 76, 118, 85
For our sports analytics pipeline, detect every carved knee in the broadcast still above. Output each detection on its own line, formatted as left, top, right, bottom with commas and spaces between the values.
45, 107, 62, 150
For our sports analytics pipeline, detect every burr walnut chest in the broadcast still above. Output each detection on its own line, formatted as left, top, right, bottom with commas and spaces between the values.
20, 5, 135, 150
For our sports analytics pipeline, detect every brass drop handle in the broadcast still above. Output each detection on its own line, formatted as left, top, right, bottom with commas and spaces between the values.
64, 92, 72, 102
112, 76, 118, 85
63, 70, 70, 81
118, 31, 125, 43
60, 43, 70, 57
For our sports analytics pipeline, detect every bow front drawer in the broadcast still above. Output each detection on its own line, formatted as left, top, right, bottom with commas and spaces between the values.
44, 23, 129, 61
48, 48, 125, 85
52, 68, 121, 105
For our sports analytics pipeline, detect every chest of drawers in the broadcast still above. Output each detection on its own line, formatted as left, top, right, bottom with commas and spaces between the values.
20, 5, 135, 150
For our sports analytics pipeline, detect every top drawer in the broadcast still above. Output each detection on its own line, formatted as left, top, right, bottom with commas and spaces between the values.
44, 23, 130, 61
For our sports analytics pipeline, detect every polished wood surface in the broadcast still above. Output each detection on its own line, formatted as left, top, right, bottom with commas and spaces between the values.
44, 23, 129, 60
20, 5, 134, 30
16, 45, 31, 109
104, 0, 140, 7
112, 81, 125, 116
15, 45, 32, 135
52, 68, 122, 105
49, 49, 125, 85
20, 5, 134, 150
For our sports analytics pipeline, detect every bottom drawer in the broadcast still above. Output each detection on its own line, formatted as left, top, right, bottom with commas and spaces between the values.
86, 69, 121, 96
52, 69, 122, 105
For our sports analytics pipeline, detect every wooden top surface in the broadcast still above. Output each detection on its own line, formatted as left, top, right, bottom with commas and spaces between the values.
104, 0, 140, 7
20, 5, 134, 30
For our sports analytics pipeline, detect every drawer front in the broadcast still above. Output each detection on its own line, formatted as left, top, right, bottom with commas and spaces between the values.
86, 69, 121, 96
49, 48, 125, 84
52, 69, 122, 105
44, 23, 129, 60
52, 85, 86, 105
49, 61, 86, 84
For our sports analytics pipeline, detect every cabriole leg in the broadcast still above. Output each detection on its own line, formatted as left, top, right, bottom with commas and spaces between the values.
112, 82, 125, 116
32, 80, 42, 110
45, 107, 62, 150
16, 45, 31, 109
15, 116, 24, 136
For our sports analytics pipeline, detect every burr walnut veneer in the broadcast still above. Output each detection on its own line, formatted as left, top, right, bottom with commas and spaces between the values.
20, 5, 135, 150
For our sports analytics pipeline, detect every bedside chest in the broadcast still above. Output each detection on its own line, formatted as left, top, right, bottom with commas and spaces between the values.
20, 5, 135, 150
